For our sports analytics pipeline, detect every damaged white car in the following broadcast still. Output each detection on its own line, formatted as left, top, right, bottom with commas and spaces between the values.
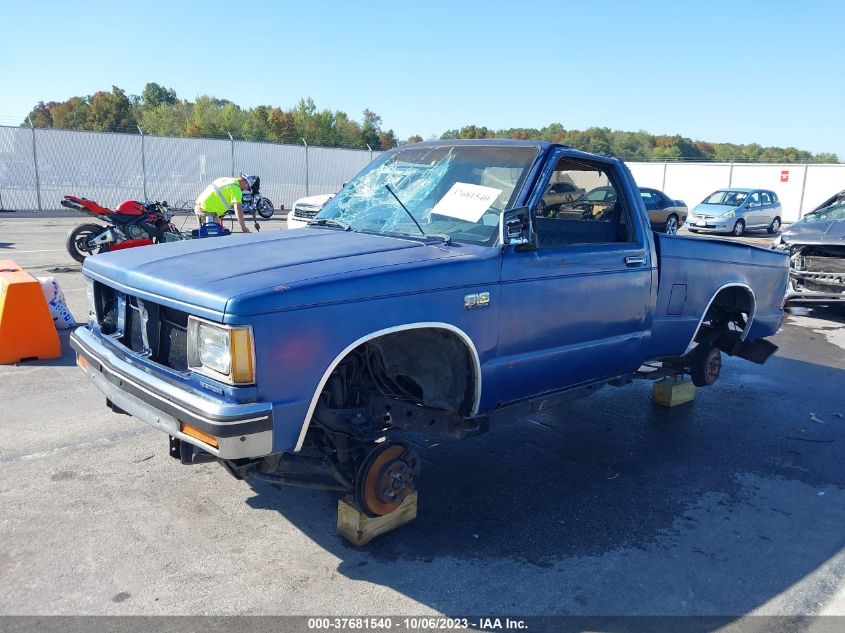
774, 189, 845, 308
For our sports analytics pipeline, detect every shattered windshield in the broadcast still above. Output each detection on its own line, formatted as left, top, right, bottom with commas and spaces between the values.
805, 202, 845, 222
314, 144, 538, 245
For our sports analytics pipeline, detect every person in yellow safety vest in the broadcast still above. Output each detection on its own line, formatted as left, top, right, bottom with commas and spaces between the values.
194, 176, 251, 233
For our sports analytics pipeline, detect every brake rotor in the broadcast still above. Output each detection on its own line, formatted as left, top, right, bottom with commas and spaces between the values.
354, 442, 420, 517
704, 348, 722, 384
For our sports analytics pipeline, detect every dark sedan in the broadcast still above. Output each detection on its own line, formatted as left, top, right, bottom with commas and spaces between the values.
774, 189, 845, 308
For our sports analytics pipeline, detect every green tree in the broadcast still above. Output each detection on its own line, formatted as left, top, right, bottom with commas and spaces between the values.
378, 129, 398, 149
267, 108, 298, 144
25, 102, 53, 127
140, 82, 177, 108
87, 86, 136, 131
335, 112, 365, 148
18, 83, 841, 162
186, 95, 222, 137
361, 109, 382, 149
138, 102, 189, 137
50, 97, 89, 130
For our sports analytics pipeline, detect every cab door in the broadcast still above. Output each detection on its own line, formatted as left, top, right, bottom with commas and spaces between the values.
495, 152, 655, 405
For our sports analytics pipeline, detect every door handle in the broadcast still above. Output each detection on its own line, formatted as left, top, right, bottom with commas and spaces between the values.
625, 256, 646, 266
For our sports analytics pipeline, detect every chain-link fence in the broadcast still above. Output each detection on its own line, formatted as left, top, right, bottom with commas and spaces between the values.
3, 125, 842, 223
0, 124, 378, 212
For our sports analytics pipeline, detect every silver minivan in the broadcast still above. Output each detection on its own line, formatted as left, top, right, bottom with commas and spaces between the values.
687, 188, 782, 236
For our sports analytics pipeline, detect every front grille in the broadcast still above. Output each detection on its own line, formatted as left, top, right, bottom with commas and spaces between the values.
123, 297, 146, 353
98, 283, 190, 372
803, 256, 845, 275
157, 307, 189, 371
294, 205, 320, 220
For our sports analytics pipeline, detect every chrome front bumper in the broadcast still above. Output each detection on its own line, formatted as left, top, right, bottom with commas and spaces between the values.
70, 327, 274, 459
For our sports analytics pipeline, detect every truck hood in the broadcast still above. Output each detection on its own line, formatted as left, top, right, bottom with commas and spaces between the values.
693, 204, 739, 217
782, 218, 845, 245
83, 228, 497, 318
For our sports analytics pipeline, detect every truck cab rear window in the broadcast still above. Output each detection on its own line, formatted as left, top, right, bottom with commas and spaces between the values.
535, 159, 634, 247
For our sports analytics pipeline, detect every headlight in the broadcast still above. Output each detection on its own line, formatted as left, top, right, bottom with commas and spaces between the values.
187, 317, 255, 385
85, 278, 96, 326
719, 210, 735, 219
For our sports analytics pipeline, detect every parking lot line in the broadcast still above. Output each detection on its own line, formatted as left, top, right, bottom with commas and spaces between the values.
4, 249, 67, 253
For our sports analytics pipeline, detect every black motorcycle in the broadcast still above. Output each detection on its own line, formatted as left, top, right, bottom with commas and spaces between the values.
241, 175, 275, 219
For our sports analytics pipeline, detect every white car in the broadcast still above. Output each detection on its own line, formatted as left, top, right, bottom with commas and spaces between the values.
287, 193, 335, 229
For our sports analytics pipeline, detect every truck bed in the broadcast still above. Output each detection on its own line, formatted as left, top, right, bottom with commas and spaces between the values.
647, 233, 789, 359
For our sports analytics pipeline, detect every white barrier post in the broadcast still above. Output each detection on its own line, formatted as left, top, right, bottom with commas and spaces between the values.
138, 125, 148, 201
228, 131, 235, 177
27, 118, 42, 212
302, 138, 309, 196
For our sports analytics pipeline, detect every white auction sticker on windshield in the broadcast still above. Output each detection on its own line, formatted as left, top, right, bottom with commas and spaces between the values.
430, 182, 503, 223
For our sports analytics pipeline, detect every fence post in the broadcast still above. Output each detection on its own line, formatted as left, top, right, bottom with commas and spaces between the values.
797, 163, 809, 219
228, 132, 235, 177
661, 161, 667, 191
728, 161, 734, 187
137, 125, 148, 201
302, 138, 309, 196
27, 118, 43, 212
367, 144, 373, 163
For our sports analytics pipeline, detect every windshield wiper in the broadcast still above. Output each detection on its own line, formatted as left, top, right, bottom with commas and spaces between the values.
308, 218, 351, 231
385, 184, 426, 237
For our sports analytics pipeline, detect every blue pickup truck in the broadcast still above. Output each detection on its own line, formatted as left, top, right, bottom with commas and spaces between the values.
70, 141, 789, 517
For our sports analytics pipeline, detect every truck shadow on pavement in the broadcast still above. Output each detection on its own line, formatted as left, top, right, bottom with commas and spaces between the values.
245, 317, 845, 615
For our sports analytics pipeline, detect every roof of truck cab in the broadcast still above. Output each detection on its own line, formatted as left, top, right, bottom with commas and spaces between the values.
409, 139, 555, 149
399, 139, 625, 165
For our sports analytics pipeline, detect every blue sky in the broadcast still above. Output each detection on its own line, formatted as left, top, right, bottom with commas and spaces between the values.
2, 0, 843, 157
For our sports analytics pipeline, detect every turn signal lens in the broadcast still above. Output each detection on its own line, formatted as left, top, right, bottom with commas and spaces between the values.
180, 422, 219, 448
230, 327, 255, 384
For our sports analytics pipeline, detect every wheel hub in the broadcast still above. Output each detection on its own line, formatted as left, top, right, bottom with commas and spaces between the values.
705, 353, 722, 382
355, 442, 420, 516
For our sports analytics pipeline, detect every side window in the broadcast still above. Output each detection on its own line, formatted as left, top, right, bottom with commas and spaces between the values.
761, 192, 772, 205
535, 158, 635, 248
640, 190, 659, 209
747, 192, 761, 207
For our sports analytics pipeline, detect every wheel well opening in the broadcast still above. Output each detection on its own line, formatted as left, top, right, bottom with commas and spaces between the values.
325, 328, 477, 416
694, 286, 755, 344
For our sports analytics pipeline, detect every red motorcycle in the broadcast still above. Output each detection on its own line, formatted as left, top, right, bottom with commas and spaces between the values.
61, 196, 180, 263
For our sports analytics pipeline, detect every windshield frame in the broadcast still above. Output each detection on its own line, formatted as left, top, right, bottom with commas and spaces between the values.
313, 143, 542, 247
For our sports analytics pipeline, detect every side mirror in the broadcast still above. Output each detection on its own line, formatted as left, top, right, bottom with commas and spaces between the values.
500, 206, 535, 249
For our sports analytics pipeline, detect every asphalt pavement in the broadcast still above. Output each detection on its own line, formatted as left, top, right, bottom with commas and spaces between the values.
1, 215, 844, 619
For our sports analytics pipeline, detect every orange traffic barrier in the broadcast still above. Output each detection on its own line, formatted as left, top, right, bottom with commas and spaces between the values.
0, 260, 61, 364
